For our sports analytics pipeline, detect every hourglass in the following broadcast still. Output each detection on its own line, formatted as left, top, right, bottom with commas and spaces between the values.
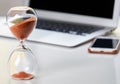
6, 6, 38, 80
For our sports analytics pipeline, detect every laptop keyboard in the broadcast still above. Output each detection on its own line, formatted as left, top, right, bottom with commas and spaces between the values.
36, 19, 105, 36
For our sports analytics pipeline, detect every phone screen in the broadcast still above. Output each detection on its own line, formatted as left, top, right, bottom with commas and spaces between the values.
92, 38, 119, 48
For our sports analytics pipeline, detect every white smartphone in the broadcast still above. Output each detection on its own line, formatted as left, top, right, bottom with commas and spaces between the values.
88, 36, 120, 54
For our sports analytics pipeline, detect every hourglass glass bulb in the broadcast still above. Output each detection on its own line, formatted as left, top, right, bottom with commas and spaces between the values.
7, 6, 37, 41
8, 45, 38, 80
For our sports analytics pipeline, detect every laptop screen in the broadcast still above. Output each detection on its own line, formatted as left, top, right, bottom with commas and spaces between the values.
29, 0, 114, 19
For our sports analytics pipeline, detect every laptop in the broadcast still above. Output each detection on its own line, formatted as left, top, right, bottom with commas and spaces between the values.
0, 0, 120, 47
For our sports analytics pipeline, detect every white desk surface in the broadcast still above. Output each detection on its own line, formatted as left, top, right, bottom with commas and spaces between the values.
0, 16, 120, 84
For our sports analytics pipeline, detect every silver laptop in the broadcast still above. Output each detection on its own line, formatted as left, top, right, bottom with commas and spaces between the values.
1, 0, 120, 47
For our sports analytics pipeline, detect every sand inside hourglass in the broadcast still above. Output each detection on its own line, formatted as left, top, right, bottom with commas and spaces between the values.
10, 17, 37, 80
10, 17, 37, 41
12, 71, 34, 80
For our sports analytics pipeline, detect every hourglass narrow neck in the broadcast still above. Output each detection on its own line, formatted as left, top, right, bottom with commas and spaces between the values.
20, 40, 24, 45
18, 40, 26, 49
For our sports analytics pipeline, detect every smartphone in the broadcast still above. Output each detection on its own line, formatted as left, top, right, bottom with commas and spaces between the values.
88, 36, 120, 54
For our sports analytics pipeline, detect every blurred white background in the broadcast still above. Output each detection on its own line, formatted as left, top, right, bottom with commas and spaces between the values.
0, 0, 28, 16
